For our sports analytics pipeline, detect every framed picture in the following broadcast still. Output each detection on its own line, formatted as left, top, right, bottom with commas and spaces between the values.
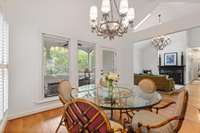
164, 52, 177, 66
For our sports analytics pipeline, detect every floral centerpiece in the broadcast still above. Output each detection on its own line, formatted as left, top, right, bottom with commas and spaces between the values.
103, 72, 119, 100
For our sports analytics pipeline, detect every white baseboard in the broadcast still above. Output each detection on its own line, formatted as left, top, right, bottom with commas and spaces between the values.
0, 114, 8, 133
7, 103, 63, 120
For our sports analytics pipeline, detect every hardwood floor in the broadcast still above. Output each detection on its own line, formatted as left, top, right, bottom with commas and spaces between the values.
4, 81, 200, 133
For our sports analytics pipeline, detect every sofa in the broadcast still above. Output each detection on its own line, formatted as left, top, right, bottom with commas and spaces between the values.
134, 74, 175, 92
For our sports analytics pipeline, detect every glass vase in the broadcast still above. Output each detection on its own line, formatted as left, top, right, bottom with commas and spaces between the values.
107, 80, 113, 100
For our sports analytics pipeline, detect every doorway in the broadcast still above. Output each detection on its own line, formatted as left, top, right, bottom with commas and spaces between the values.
188, 47, 200, 81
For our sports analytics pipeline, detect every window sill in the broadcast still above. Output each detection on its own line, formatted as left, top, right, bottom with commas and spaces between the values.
35, 96, 59, 104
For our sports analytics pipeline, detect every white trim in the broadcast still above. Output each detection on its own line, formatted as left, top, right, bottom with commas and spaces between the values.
40, 33, 71, 101
8, 102, 62, 120
0, 113, 7, 133
134, 13, 152, 31
35, 96, 59, 104
77, 40, 96, 46
77, 40, 97, 86
0, 64, 8, 68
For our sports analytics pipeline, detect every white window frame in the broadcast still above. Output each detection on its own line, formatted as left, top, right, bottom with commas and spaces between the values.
40, 33, 70, 100
77, 40, 96, 86
0, 14, 9, 122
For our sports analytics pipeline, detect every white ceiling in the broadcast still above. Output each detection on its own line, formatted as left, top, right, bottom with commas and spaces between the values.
90, 0, 200, 43
5, 0, 200, 44
134, 1, 200, 32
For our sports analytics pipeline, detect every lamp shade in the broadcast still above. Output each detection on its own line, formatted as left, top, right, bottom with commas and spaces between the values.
90, 6, 98, 21
127, 8, 135, 22
122, 17, 129, 28
101, 0, 111, 14
119, 0, 129, 15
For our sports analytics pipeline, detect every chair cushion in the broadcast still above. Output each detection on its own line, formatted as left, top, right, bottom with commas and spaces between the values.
110, 120, 123, 133
132, 110, 176, 133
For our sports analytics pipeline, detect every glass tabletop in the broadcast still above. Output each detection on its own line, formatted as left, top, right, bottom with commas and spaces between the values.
71, 84, 162, 110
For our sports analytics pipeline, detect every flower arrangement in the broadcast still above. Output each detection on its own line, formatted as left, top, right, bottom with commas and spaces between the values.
102, 72, 119, 100
104, 72, 119, 83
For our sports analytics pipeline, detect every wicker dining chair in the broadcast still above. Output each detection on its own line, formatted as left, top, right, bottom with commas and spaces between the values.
56, 80, 76, 132
100, 77, 107, 87
63, 98, 127, 133
138, 78, 176, 114
138, 79, 157, 93
119, 79, 158, 119
131, 89, 189, 133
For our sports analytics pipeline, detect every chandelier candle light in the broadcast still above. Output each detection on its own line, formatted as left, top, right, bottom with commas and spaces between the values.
90, 0, 135, 40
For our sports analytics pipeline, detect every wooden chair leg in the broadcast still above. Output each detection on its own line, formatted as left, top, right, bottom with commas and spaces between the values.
120, 110, 122, 120
55, 114, 65, 133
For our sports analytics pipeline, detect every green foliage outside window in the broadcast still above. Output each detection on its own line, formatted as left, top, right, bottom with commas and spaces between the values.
45, 46, 69, 75
44, 46, 95, 75
78, 50, 89, 72
78, 49, 95, 72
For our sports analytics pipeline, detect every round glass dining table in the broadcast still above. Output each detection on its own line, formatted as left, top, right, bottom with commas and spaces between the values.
71, 84, 162, 119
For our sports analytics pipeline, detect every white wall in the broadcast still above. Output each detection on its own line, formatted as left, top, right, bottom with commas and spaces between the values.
159, 31, 188, 66
6, 0, 133, 119
188, 27, 200, 48
133, 45, 142, 73
133, 39, 158, 74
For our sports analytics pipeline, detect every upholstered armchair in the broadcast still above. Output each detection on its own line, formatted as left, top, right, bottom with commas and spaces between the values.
131, 89, 188, 133
56, 80, 77, 132
63, 98, 127, 133
138, 78, 176, 114
120, 79, 157, 120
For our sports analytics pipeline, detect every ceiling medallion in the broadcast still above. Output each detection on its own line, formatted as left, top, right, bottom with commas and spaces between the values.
90, 0, 135, 40
152, 14, 171, 50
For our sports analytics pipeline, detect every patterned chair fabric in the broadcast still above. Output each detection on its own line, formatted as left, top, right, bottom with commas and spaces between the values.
131, 89, 188, 133
138, 79, 157, 93
58, 80, 73, 104
64, 99, 125, 133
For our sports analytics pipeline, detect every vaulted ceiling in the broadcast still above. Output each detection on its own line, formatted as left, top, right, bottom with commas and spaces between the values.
129, 0, 200, 43
4, 0, 200, 44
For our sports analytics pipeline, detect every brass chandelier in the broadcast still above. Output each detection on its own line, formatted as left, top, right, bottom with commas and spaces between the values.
152, 36, 171, 50
152, 14, 171, 50
90, 0, 135, 40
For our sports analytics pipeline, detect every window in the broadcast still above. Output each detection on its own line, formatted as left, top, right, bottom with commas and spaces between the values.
0, 14, 9, 122
42, 34, 69, 98
78, 42, 95, 86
